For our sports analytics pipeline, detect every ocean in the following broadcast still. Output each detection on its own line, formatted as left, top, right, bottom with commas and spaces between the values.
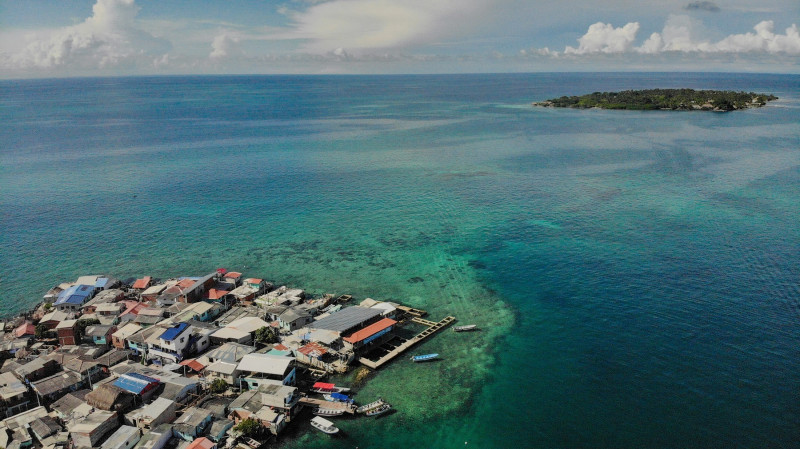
1, 73, 799, 448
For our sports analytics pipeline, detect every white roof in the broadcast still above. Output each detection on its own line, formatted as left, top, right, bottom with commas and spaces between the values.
227, 316, 270, 333
206, 361, 238, 375
141, 284, 167, 295
371, 302, 397, 314
112, 323, 142, 340
210, 327, 250, 341
139, 397, 176, 418
75, 275, 101, 286
101, 425, 139, 449
237, 353, 293, 376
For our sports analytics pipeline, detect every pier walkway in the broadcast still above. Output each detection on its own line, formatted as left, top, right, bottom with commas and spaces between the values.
298, 396, 355, 414
358, 316, 456, 369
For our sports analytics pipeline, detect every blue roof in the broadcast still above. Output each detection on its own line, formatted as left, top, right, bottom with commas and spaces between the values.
95, 277, 110, 288
159, 323, 190, 341
54, 285, 94, 305
113, 373, 160, 394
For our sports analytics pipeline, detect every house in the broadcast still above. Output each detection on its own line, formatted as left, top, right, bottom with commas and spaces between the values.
132, 423, 172, 449
222, 272, 242, 287
63, 358, 104, 386
162, 273, 218, 304
204, 343, 254, 365
113, 373, 161, 402
259, 382, 300, 419
309, 306, 384, 336
160, 377, 201, 404
13, 358, 59, 382
228, 389, 287, 435
29, 415, 63, 443
173, 407, 213, 441
31, 371, 85, 402
228, 285, 258, 302
101, 425, 141, 449
86, 384, 136, 413
92, 348, 132, 371
54, 285, 96, 312
69, 409, 119, 448
112, 323, 142, 349
14, 322, 35, 339
171, 302, 222, 323
206, 418, 234, 443
148, 322, 192, 364
38, 310, 71, 330
212, 316, 270, 346
56, 320, 79, 346
0, 406, 49, 449
82, 289, 125, 314
94, 277, 121, 291
243, 279, 269, 294
119, 302, 148, 323
209, 327, 251, 345
140, 284, 167, 302
96, 302, 125, 323
205, 361, 239, 385
186, 321, 214, 357
126, 398, 176, 430
237, 354, 296, 389
131, 277, 152, 291
125, 325, 165, 360
50, 390, 89, 420
187, 437, 216, 449
0, 372, 30, 418
85, 324, 117, 347
342, 317, 397, 352
278, 308, 313, 332
204, 289, 229, 302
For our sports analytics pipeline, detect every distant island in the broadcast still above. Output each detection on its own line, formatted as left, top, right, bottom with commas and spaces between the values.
533, 88, 778, 112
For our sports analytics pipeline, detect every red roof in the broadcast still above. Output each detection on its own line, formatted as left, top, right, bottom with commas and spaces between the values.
244, 278, 263, 284
205, 289, 229, 300
224, 272, 242, 279
273, 343, 289, 351
132, 276, 152, 289
122, 302, 146, 316
187, 437, 215, 449
298, 342, 328, 357
343, 318, 397, 344
15, 322, 35, 338
179, 359, 207, 372
177, 278, 196, 289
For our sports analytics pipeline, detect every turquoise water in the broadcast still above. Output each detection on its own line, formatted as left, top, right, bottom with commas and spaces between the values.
2, 73, 799, 448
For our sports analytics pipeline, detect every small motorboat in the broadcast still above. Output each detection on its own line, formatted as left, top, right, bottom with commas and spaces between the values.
310, 416, 339, 434
356, 398, 385, 414
365, 403, 392, 417
454, 324, 478, 332
410, 353, 439, 362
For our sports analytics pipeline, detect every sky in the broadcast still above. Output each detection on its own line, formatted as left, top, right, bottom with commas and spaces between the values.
0, 0, 798, 78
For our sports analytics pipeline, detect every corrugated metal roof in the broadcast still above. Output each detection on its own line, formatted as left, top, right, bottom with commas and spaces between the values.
132, 277, 152, 289
343, 318, 396, 343
309, 307, 383, 333
113, 373, 160, 394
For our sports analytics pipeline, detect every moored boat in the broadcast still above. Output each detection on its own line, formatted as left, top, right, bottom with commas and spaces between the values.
315, 407, 346, 417
324, 392, 354, 403
365, 403, 392, 417
311, 382, 351, 394
310, 416, 339, 434
410, 353, 439, 362
356, 398, 385, 414
454, 324, 477, 332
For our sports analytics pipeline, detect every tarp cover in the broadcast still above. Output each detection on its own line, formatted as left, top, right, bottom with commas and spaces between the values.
313, 382, 334, 390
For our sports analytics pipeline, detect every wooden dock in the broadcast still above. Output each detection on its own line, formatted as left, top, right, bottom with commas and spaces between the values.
298, 396, 355, 414
358, 316, 456, 369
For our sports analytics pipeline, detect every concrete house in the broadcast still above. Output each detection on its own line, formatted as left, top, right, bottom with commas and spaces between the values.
148, 323, 192, 364
54, 285, 96, 312
126, 398, 177, 430
69, 409, 119, 449
173, 407, 213, 441
112, 323, 143, 349
56, 319, 79, 346
237, 353, 296, 389
101, 425, 141, 449
86, 324, 117, 347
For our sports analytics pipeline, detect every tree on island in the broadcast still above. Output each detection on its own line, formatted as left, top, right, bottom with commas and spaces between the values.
209, 378, 228, 394
535, 89, 778, 111
254, 326, 279, 345
233, 418, 263, 438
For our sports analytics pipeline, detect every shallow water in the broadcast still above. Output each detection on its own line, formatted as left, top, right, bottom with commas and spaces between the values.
1, 73, 799, 448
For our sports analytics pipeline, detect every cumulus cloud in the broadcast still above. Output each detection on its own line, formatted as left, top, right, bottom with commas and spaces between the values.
638, 16, 800, 54
557, 17, 800, 57
564, 22, 640, 54
4, 0, 170, 72
286, 0, 495, 53
210, 33, 244, 59
684, 1, 720, 12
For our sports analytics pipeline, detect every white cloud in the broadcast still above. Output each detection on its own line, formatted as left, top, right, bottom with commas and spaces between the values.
2, 0, 170, 73
286, 0, 495, 53
210, 33, 244, 59
564, 22, 640, 54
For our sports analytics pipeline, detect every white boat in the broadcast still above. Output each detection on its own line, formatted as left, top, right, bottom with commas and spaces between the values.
454, 324, 478, 332
315, 407, 346, 417
365, 403, 392, 417
356, 398, 385, 414
310, 416, 339, 434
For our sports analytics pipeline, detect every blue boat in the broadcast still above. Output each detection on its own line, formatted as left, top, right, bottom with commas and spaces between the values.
410, 353, 439, 362
324, 392, 354, 403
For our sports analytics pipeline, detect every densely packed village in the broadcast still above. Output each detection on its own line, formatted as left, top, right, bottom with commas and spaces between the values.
0, 270, 455, 449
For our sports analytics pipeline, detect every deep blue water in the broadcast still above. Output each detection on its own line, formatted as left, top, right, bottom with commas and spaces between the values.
1, 73, 799, 448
